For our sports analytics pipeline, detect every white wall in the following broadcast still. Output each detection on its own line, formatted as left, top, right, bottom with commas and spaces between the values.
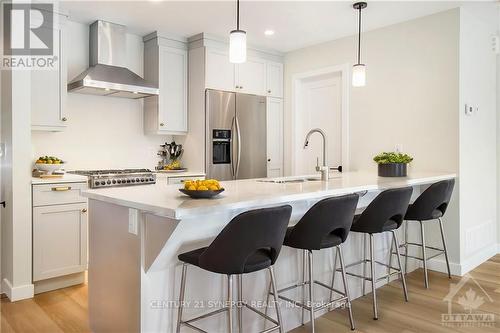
31, 21, 171, 171
458, 5, 498, 268
284, 9, 461, 265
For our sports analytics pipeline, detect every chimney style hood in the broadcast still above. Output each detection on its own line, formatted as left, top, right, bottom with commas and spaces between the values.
67, 20, 159, 99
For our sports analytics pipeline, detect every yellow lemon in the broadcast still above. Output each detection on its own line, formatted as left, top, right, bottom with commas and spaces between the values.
197, 185, 209, 191
187, 185, 196, 191
208, 185, 219, 191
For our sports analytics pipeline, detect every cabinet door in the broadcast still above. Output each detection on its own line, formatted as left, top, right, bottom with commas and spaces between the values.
33, 203, 87, 281
236, 58, 266, 95
31, 19, 67, 131
206, 48, 235, 91
159, 46, 188, 133
266, 61, 283, 98
266, 97, 284, 177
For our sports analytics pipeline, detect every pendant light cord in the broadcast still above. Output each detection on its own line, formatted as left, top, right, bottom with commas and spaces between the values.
357, 6, 362, 64
237, 0, 240, 30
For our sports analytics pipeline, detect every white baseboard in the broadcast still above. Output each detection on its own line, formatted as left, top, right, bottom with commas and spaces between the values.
2, 278, 34, 301
497, 243, 500, 254
426, 257, 462, 276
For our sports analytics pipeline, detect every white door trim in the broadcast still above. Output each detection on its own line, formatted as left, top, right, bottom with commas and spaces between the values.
291, 64, 350, 175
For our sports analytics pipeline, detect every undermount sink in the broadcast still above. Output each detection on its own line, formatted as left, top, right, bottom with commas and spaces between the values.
258, 177, 321, 184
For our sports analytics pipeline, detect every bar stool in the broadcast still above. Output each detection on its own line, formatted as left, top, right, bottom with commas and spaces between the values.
393, 179, 455, 288
176, 205, 292, 333
268, 194, 359, 333
343, 187, 413, 320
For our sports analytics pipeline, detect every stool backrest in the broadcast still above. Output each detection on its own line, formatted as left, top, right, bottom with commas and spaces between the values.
286, 194, 359, 250
406, 179, 455, 220
354, 187, 413, 234
199, 205, 292, 275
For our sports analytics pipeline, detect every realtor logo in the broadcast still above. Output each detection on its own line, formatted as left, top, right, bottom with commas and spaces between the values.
3, 3, 53, 55
441, 274, 495, 328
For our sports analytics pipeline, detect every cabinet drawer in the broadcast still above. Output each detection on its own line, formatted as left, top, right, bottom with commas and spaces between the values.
33, 182, 87, 207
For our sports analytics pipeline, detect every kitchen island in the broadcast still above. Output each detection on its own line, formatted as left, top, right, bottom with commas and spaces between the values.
82, 171, 455, 333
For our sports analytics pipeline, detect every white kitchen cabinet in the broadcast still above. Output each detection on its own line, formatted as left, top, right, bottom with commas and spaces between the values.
31, 14, 67, 131
144, 33, 188, 135
235, 57, 267, 95
266, 97, 284, 177
205, 48, 235, 91
33, 202, 87, 281
266, 61, 283, 98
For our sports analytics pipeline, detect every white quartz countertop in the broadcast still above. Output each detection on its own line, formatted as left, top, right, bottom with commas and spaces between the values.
32, 174, 88, 185
81, 171, 456, 219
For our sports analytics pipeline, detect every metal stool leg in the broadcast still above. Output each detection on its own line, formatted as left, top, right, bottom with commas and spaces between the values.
404, 220, 409, 274
362, 234, 367, 296
419, 221, 429, 288
307, 250, 315, 333
387, 233, 394, 284
329, 246, 338, 311
301, 249, 307, 325
237, 275, 243, 332
438, 218, 452, 279
392, 231, 409, 301
369, 234, 378, 320
176, 263, 188, 333
228, 275, 234, 333
338, 245, 355, 330
269, 266, 284, 333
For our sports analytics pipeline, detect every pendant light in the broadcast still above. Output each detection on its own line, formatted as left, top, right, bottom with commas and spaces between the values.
352, 2, 367, 87
229, 0, 247, 63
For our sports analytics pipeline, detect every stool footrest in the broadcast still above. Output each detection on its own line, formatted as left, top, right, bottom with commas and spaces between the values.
183, 307, 228, 325
393, 250, 444, 261
183, 322, 209, 333
244, 303, 279, 326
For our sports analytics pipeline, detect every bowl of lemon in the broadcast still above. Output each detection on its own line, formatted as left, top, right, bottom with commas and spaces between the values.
35, 156, 66, 174
179, 179, 224, 199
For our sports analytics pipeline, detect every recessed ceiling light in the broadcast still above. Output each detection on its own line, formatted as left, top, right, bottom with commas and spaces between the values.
264, 29, 275, 36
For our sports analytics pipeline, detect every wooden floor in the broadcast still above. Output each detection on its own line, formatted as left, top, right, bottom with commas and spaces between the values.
1, 255, 499, 333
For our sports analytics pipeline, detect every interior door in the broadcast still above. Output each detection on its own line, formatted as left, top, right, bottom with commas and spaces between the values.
296, 73, 342, 175
235, 93, 267, 179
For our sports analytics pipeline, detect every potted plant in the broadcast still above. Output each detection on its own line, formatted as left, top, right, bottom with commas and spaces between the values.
373, 152, 413, 177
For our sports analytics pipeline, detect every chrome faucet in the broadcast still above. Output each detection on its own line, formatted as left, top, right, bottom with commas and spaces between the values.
303, 128, 329, 181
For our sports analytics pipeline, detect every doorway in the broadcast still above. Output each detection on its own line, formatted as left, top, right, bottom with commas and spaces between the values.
291, 64, 350, 176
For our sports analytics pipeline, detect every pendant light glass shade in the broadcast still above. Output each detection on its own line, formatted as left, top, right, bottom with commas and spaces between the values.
229, 30, 247, 63
352, 64, 366, 87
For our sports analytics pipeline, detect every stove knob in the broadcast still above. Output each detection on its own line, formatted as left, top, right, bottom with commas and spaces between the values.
95, 181, 100, 186
136, 178, 140, 182
131, 179, 135, 183
140, 178, 145, 182
117, 179, 122, 184
150, 177, 155, 182
100, 181, 106, 186
126, 179, 131, 183
107, 180, 111, 185
112, 180, 116, 184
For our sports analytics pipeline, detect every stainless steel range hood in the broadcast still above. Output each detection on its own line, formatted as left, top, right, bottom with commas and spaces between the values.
67, 20, 159, 99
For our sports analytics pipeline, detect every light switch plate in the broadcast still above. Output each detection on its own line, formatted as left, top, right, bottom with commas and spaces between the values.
465, 104, 474, 116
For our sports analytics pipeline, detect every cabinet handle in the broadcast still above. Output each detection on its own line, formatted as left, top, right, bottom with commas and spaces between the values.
235, 85, 239, 89
160, 123, 165, 127
267, 90, 272, 93
240, 86, 243, 89
81, 208, 87, 213
268, 158, 271, 162
61, 117, 67, 122
51, 186, 72, 191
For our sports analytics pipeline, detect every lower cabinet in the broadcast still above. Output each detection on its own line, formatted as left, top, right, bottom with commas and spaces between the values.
33, 203, 87, 281
32, 182, 88, 291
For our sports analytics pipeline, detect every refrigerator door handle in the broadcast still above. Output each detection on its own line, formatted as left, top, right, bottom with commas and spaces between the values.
235, 116, 242, 178
230, 116, 236, 179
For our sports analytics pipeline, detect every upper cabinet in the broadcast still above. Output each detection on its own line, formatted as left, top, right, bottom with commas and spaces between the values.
31, 13, 67, 131
144, 33, 188, 135
199, 34, 284, 98
266, 61, 283, 98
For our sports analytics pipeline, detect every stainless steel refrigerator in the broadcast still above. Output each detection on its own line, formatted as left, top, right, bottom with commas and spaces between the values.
206, 89, 267, 180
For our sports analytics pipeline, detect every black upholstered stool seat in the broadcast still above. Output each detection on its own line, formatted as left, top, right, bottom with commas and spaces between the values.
284, 226, 343, 249
175, 205, 292, 333
405, 204, 443, 220
271, 194, 360, 333
178, 247, 273, 274
350, 214, 398, 233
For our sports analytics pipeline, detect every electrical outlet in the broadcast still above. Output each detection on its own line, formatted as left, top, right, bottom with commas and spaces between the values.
464, 104, 474, 116
128, 208, 139, 235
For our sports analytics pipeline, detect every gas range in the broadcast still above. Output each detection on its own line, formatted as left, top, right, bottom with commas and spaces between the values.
68, 169, 156, 189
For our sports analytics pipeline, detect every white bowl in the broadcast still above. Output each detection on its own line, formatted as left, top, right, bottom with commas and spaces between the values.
35, 163, 65, 174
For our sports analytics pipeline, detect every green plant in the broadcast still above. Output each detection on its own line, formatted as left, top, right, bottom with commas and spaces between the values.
373, 152, 413, 164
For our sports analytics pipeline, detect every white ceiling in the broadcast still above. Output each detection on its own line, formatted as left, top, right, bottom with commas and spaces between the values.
60, 1, 462, 52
